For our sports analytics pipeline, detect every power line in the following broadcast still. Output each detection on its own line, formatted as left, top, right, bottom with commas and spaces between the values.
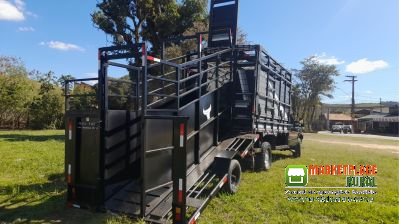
336, 86, 351, 96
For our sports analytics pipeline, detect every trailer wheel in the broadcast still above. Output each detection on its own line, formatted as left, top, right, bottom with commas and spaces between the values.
255, 142, 272, 171
293, 141, 301, 158
223, 159, 241, 194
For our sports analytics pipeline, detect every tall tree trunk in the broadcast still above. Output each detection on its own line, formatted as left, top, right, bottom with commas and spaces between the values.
310, 105, 316, 131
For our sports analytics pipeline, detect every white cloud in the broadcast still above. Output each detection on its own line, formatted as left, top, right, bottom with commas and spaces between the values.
314, 53, 345, 65
0, 0, 24, 21
346, 58, 388, 74
338, 94, 351, 99
18, 26, 34, 32
364, 90, 373, 94
40, 41, 85, 52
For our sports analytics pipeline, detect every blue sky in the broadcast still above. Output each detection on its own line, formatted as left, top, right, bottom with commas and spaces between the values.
0, 0, 398, 104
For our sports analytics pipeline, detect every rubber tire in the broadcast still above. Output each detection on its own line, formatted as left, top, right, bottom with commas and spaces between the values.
293, 141, 301, 158
255, 142, 272, 171
223, 159, 241, 194
240, 155, 255, 171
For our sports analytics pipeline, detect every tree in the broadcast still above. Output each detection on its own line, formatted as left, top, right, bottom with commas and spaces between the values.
68, 82, 98, 111
91, 0, 208, 55
293, 57, 340, 131
0, 56, 37, 129
58, 74, 76, 88
29, 71, 64, 129
236, 27, 249, 44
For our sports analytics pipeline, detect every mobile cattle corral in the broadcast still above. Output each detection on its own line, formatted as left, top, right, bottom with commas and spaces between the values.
64, 0, 302, 223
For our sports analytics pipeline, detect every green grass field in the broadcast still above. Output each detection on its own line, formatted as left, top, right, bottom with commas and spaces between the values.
0, 130, 398, 223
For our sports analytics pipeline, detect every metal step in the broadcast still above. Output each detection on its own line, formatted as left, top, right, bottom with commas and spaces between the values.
235, 100, 251, 108
233, 115, 252, 120
105, 180, 173, 218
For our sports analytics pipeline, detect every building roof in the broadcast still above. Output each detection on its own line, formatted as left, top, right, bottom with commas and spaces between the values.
354, 109, 383, 114
326, 113, 354, 121
358, 114, 399, 123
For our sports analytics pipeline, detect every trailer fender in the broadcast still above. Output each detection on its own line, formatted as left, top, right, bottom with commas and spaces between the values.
212, 151, 236, 177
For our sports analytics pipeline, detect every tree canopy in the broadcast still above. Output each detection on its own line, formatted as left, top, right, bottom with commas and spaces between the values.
91, 0, 208, 54
292, 57, 340, 131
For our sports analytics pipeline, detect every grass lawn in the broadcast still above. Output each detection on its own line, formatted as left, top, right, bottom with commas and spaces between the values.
1, 131, 398, 223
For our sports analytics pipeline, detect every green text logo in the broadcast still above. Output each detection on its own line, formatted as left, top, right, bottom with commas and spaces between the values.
285, 165, 308, 187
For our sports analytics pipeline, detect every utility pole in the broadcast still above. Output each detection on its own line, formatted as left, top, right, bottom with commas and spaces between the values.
380, 98, 382, 113
344, 75, 358, 118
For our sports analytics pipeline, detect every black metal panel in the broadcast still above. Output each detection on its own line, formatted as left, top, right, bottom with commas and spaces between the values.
209, 0, 239, 48
104, 110, 141, 181
180, 103, 196, 134
144, 149, 172, 191
144, 119, 173, 191
186, 136, 195, 168
65, 111, 101, 208
199, 123, 215, 156
199, 94, 215, 125
145, 119, 173, 151
77, 118, 100, 186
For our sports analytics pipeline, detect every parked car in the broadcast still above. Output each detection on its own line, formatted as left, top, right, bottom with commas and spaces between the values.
331, 125, 343, 133
342, 125, 352, 134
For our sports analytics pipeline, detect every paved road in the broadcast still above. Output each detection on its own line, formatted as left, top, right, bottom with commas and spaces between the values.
317, 131, 399, 141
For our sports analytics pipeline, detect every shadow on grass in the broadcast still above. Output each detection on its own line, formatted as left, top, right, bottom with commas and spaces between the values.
272, 152, 294, 162
0, 173, 83, 223
0, 173, 64, 205
0, 192, 102, 224
0, 134, 64, 142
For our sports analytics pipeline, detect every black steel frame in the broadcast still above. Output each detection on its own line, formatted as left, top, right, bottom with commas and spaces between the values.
233, 44, 293, 135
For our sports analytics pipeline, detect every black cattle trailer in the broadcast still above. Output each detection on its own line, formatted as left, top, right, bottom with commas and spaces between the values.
64, 0, 302, 223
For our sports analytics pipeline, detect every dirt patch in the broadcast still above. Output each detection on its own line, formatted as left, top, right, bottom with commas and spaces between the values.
305, 138, 399, 154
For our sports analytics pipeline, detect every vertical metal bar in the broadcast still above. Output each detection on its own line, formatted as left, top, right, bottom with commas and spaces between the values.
269, 55, 274, 132
176, 68, 181, 110
194, 44, 202, 164
135, 69, 139, 111
65, 80, 69, 111
278, 69, 282, 131
253, 46, 260, 132
140, 43, 147, 218
125, 110, 130, 168
283, 77, 287, 125
213, 54, 221, 145
161, 42, 166, 96
230, 48, 237, 126
98, 50, 106, 208
172, 118, 188, 224
265, 64, 269, 125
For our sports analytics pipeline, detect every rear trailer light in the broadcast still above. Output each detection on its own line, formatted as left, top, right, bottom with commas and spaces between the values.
179, 123, 184, 147
67, 164, 72, 184
68, 121, 72, 140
